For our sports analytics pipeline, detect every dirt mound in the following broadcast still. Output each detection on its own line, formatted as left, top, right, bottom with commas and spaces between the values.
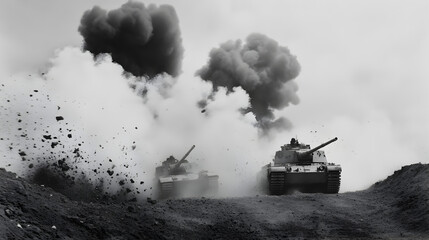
28, 165, 107, 203
372, 163, 429, 192
370, 163, 429, 232
0, 167, 163, 239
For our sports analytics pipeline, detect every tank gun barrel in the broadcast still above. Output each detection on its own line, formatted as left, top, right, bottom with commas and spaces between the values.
300, 137, 338, 157
173, 145, 195, 170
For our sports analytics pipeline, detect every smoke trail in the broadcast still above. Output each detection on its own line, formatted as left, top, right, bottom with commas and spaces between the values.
197, 33, 301, 131
78, 1, 183, 78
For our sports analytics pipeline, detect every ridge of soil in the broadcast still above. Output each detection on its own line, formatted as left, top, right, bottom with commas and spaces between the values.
0, 163, 428, 239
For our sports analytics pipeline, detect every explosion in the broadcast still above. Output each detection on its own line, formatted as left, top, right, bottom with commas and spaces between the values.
78, 1, 183, 78
197, 33, 301, 131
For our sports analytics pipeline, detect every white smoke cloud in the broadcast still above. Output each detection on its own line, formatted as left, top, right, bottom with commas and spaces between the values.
281, 110, 420, 192
1, 43, 427, 197
1, 1, 428, 198
1, 47, 275, 198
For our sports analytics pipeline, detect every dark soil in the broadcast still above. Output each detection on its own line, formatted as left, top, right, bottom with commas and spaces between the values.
0, 163, 428, 239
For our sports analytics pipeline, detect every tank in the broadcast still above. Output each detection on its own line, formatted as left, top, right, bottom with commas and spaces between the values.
155, 145, 219, 198
260, 137, 341, 195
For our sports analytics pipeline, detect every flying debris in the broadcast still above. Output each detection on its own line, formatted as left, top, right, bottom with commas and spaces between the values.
79, 1, 183, 78
43, 135, 52, 140
197, 33, 300, 131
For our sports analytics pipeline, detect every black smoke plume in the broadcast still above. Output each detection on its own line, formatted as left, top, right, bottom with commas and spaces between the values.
197, 33, 301, 131
78, 1, 183, 78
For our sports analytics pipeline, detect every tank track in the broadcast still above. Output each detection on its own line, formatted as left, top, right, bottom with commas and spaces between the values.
269, 172, 285, 195
326, 170, 341, 193
160, 182, 174, 197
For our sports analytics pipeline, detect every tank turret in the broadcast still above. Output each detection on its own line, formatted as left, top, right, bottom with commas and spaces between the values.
171, 145, 195, 174
298, 137, 338, 159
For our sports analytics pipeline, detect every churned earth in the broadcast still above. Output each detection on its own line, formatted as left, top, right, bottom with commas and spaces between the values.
0, 163, 428, 239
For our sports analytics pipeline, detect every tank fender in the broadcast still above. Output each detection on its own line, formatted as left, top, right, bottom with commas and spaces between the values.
327, 165, 342, 171
269, 166, 286, 172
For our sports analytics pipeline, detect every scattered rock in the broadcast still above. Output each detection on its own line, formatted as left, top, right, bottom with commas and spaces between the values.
147, 198, 157, 205
127, 206, 135, 213
43, 135, 52, 140
4, 208, 13, 218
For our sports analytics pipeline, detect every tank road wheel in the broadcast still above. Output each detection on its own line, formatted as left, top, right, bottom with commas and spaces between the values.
326, 171, 341, 193
269, 172, 285, 195
160, 182, 174, 198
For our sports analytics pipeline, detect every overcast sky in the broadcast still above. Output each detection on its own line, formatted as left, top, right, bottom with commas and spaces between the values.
1, 0, 428, 192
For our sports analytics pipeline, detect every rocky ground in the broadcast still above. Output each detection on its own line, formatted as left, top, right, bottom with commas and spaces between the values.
0, 163, 428, 239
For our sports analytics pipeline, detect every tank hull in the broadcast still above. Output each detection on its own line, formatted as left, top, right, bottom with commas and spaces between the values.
155, 145, 219, 199
285, 172, 327, 185
158, 173, 218, 198
263, 164, 341, 195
